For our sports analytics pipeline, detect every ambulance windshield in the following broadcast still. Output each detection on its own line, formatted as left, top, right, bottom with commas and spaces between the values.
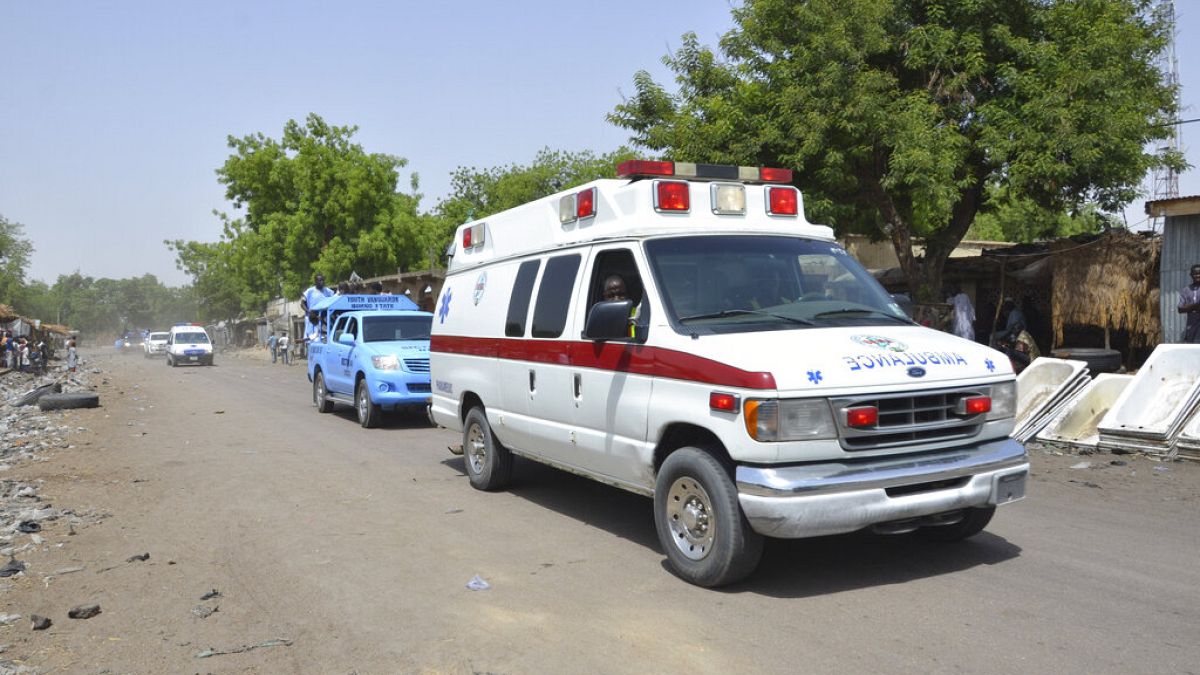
362, 315, 432, 342
645, 235, 912, 334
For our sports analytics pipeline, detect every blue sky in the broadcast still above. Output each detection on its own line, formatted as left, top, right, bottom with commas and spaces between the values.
2, 1, 1197, 287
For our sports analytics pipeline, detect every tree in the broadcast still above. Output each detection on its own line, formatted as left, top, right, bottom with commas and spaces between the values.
174, 113, 441, 316
436, 147, 641, 226
0, 214, 34, 308
609, 0, 1183, 300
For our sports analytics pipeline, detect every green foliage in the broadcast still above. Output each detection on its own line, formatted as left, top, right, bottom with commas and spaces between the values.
0, 214, 34, 309
436, 147, 641, 225
18, 271, 197, 335
173, 113, 442, 316
966, 187, 1111, 242
610, 0, 1183, 300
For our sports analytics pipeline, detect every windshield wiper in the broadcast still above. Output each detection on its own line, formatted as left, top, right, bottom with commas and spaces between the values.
679, 309, 815, 326
813, 308, 917, 325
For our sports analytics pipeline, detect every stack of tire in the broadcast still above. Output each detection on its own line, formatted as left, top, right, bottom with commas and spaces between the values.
1049, 347, 1123, 374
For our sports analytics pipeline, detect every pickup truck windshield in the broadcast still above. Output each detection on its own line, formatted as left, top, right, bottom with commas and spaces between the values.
175, 332, 209, 344
363, 315, 432, 342
645, 235, 911, 334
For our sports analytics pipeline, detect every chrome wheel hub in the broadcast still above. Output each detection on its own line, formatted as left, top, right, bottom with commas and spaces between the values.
665, 477, 715, 561
466, 423, 486, 474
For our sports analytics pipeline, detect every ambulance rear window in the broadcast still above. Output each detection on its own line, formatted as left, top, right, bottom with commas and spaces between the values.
531, 254, 581, 338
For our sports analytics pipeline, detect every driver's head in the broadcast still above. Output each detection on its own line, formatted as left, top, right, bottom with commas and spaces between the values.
602, 275, 628, 301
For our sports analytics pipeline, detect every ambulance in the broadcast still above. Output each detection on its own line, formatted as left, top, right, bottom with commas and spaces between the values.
429, 161, 1028, 587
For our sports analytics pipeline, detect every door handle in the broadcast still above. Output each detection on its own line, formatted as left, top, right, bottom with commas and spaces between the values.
529, 369, 536, 393
573, 373, 582, 399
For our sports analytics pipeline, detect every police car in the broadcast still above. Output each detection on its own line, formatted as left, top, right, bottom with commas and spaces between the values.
166, 324, 213, 367
430, 160, 1028, 587
306, 294, 434, 428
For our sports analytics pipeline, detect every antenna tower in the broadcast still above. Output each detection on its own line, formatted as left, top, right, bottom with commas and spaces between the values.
1149, 0, 1181, 231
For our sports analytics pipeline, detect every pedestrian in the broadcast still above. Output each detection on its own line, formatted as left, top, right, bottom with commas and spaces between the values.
17, 338, 29, 372
267, 333, 278, 363
66, 339, 77, 373
1179, 264, 1200, 343
947, 286, 976, 341
278, 332, 290, 365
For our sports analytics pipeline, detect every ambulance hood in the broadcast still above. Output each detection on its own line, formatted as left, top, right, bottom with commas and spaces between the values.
685, 325, 1012, 393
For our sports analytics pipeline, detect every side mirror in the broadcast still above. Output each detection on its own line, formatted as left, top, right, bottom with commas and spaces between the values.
584, 300, 633, 340
337, 332, 356, 346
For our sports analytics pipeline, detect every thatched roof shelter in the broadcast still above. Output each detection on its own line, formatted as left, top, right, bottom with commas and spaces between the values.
1050, 230, 1160, 347
0, 304, 17, 321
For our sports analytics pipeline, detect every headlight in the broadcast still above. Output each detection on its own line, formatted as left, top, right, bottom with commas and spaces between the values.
987, 381, 1017, 420
744, 398, 837, 441
372, 355, 400, 370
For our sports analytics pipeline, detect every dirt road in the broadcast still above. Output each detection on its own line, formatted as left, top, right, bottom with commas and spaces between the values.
2, 350, 1198, 673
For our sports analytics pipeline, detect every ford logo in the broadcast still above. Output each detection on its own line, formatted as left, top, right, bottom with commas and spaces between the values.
907, 366, 926, 378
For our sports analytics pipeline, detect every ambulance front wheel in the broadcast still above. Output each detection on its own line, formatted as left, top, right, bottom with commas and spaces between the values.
654, 447, 764, 587
462, 406, 512, 491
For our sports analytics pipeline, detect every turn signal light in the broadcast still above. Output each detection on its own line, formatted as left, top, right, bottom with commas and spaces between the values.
845, 406, 878, 428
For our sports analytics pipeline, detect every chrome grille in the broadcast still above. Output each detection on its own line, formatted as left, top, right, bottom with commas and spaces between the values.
834, 387, 986, 450
404, 358, 430, 373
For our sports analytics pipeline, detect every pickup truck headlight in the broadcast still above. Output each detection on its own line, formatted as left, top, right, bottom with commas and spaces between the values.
744, 398, 837, 441
371, 355, 400, 370
987, 381, 1017, 420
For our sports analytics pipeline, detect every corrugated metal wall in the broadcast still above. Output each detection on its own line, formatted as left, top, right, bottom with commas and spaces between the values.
1160, 215, 1200, 343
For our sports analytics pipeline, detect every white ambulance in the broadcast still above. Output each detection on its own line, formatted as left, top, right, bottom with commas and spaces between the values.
430, 160, 1028, 587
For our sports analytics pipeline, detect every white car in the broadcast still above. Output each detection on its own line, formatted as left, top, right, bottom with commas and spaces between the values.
143, 332, 169, 358
166, 325, 214, 367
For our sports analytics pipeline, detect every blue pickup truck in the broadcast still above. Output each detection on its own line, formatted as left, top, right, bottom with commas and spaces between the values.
306, 294, 433, 427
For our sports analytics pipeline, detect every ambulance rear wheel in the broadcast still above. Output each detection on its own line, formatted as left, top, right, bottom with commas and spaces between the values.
356, 379, 382, 428
462, 406, 512, 491
654, 447, 763, 587
313, 371, 334, 413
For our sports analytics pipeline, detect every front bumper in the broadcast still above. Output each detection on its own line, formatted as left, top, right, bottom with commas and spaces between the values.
736, 438, 1028, 538
365, 374, 431, 409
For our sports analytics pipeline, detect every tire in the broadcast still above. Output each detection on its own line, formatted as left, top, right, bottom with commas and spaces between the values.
462, 406, 512, 491
356, 378, 382, 428
654, 448, 764, 587
166, 355, 175, 367
313, 371, 334, 413
38, 392, 100, 411
916, 506, 996, 542
1050, 347, 1122, 373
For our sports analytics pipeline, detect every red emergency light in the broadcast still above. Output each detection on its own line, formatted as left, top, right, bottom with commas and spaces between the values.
618, 160, 794, 185
577, 187, 596, 219
709, 392, 739, 412
656, 181, 690, 212
960, 396, 992, 415
617, 160, 675, 178
767, 187, 799, 216
845, 406, 878, 428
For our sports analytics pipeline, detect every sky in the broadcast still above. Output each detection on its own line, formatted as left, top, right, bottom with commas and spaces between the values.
2, 1, 1198, 288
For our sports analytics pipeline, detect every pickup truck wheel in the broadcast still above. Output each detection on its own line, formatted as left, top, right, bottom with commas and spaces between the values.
313, 372, 334, 413
654, 448, 763, 587
356, 379, 382, 428
916, 506, 995, 542
462, 406, 512, 491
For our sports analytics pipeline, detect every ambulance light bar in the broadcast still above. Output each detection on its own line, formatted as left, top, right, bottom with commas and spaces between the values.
617, 160, 793, 184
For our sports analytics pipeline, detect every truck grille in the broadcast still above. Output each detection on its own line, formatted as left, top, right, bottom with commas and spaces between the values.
407, 382, 431, 393
833, 388, 986, 450
404, 358, 430, 373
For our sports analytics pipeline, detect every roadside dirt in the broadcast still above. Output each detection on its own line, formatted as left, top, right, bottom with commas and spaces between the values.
0, 349, 1197, 674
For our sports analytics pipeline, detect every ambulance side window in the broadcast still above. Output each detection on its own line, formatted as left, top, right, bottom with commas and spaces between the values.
505, 260, 541, 337
531, 254, 581, 338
